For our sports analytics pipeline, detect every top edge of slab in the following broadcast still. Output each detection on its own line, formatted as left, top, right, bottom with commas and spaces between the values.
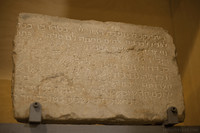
18, 12, 169, 32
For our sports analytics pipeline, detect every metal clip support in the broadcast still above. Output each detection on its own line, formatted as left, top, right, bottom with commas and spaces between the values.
29, 102, 42, 123
164, 106, 179, 127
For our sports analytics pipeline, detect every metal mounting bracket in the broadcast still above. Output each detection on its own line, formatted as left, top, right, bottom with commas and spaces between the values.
163, 106, 179, 127
2, 104, 200, 133
29, 102, 42, 123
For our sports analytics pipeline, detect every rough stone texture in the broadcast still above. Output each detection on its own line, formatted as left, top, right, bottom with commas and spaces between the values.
12, 13, 185, 124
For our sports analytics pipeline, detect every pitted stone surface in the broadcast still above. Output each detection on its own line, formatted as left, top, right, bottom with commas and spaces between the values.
12, 13, 184, 124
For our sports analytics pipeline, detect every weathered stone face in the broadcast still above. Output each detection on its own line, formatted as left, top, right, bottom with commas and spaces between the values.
12, 13, 184, 124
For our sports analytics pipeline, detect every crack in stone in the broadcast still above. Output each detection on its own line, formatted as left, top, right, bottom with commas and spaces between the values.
97, 46, 145, 54
40, 73, 65, 83
36, 73, 73, 93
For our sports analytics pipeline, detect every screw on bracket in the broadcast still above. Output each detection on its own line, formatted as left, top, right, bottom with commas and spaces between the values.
33, 102, 39, 108
163, 106, 179, 127
171, 107, 178, 114
29, 102, 42, 124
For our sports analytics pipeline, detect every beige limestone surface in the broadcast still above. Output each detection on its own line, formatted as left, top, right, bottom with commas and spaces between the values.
12, 13, 184, 124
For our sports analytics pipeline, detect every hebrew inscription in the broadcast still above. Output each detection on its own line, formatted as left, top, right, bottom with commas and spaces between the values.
12, 13, 185, 124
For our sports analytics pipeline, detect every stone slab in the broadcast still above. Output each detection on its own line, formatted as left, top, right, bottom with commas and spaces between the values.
12, 13, 185, 124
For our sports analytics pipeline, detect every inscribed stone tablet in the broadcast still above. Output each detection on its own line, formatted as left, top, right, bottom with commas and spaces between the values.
12, 13, 185, 124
